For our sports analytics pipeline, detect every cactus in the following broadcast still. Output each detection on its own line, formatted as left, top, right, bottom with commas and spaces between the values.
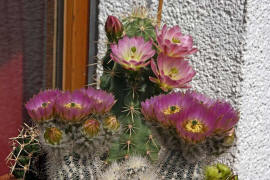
22, 88, 121, 179
6, 124, 41, 180
46, 152, 103, 180
122, 10, 156, 41
39, 115, 120, 179
99, 156, 159, 180
100, 8, 162, 163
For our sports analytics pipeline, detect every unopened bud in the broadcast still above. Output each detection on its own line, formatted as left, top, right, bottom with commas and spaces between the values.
205, 165, 221, 180
83, 119, 100, 138
104, 115, 120, 131
105, 16, 123, 42
44, 127, 62, 145
217, 163, 232, 178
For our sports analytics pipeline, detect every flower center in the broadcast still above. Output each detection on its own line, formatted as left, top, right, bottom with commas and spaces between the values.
41, 102, 50, 108
131, 46, 137, 53
64, 102, 82, 109
172, 37, 181, 44
168, 67, 179, 79
184, 119, 207, 133
130, 46, 137, 59
163, 105, 181, 115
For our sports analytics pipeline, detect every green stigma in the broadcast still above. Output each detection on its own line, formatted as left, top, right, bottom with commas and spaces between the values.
192, 120, 198, 126
70, 102, 76, 107
131, 46, 137, 53
42, 102, 48, 108
170, 106, 177, 112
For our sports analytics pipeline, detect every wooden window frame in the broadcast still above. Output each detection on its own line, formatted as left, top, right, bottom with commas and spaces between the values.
62, 0, 90, 91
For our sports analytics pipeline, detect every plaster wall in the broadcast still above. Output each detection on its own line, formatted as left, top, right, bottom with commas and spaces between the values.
97, 0, 270, 179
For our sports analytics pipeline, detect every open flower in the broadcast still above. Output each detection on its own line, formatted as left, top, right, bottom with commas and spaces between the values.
174, 103, 216, 143
186, 90, 215, 107
141, 95, 160, 122
110, 36, 155, 70
156, 25, 197, 57
153, 92, 195, 126
150, 53, 196, 91
210, 101, 239, 134
25, 89, 61, 122
82, 87, 116, 114
55, 90, 92, 123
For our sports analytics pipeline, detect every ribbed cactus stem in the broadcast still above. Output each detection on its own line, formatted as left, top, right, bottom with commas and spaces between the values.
6, 124, 41, 179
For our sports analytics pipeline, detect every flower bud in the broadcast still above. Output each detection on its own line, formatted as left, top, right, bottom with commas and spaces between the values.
216, 163, 232, 178
205, 165, 222, 180
105, 16, 123, 42
104, 115, 120, 131
44, 127, 63, 145
83, 119, 100, 138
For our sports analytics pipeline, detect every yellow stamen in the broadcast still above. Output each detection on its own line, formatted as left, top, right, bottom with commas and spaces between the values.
64, 102, 82, 109
172, 37, 181, 44
168, 67, 179, 79
163, 105, 181, 115
184, 119, 207, 133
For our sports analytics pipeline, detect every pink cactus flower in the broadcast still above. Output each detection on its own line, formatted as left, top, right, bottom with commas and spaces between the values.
186, 90, 215, 107
55, 90, 92, 123
81, 87, 116, 114
25, 89, 61, 122
174, 103, 216, 143
156, 24, 197, 58
210, 101, 239, 134
150, 53, 196, 91
154, 92, 195, 127
110, 36, 155, 70
141, 94, 163, 122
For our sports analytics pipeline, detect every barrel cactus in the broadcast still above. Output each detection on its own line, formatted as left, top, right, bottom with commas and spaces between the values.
24, 88, 120, 179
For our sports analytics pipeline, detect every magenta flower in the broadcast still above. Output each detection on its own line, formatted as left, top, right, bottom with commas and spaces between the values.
55, 90, 92, 123
156, 25, 197, 58
210, 101, 239, 134
186, 90, 215, 107
153, 92, 195, 126
150, 53, 196, 91
81, 87, 116, 114
110, 36, 155, 70
25, 89, 61, 122
174, 103, 216, 143
141, 95, 162, 122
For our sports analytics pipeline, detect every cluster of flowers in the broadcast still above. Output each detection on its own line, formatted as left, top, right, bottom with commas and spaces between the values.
141, 91, 239, 143
25, 88, 119, 144
109, 15, 197, 91
25, 88, 116, 123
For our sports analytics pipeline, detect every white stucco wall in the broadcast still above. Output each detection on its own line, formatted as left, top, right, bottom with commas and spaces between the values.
236, 0, 270, 179
97, 0, 270, 179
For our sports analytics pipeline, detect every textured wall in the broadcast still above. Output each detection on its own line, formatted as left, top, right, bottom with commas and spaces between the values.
97, 0, 270, 178
235, 0, 270, 179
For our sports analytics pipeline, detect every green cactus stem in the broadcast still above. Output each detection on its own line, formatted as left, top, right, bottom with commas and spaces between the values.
6, 124, 40, 180
100, 10, 163, 163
